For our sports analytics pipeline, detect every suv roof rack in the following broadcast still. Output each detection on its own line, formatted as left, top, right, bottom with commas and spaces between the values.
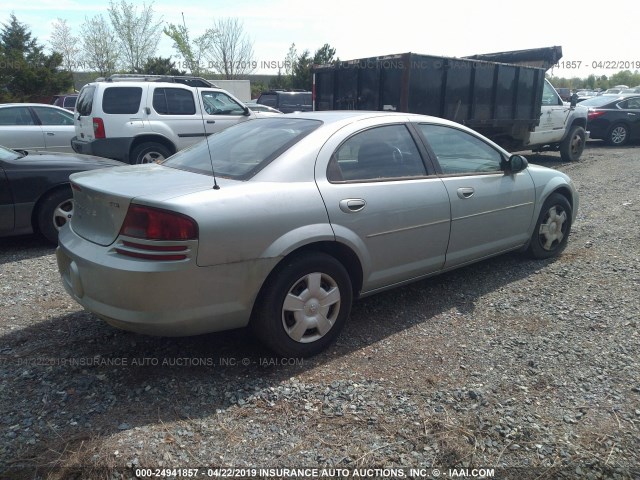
94, 74, 217, 88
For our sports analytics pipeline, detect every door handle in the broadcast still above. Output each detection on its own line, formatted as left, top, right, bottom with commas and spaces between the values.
207, 120, 216, 124
457, 187, 475, 199
339, 198, 366, 213
46, 132, 55, 136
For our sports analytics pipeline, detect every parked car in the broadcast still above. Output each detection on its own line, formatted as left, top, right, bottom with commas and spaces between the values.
574, 90, 597, 103
0, 104, 75, 153
245, 102, 282, 114
0, 145, 122, 244
52, 94, 78, 111
601, 87, 628, 95
581, 95, 640, 145
71, 76, 256, 164
620, 87, 640, 94
256, 90, 312, 113
57, 112, 579, 357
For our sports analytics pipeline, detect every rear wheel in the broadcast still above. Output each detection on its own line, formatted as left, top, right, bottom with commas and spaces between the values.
606, 123, 629, 146
559, 126, 585, 162
527, 193, 572, 259
251, 253, 353, 357
37, 187, 73, 244
131, 142, 172, 164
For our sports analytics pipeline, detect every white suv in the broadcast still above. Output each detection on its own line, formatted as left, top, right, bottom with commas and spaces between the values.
71, 76, 256, 164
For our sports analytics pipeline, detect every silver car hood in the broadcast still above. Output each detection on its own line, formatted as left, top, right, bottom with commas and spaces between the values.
69, 164, 223, 246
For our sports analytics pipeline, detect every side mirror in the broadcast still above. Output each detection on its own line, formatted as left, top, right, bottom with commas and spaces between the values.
243, 106, 251, 116
570, 93, 578, 108
506, 154, 528, 173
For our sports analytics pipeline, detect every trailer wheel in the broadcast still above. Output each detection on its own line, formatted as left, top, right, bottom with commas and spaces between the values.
559, 126, 585, 162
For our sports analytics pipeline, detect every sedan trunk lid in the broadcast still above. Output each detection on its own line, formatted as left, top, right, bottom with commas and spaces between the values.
69, 164, 218, 246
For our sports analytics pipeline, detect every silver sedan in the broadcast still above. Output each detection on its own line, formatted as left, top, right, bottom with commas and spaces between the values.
0, 103, 75, 153
56, 112, 579, 357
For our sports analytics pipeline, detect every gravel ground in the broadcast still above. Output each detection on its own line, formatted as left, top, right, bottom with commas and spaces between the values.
1, 141, 639, 480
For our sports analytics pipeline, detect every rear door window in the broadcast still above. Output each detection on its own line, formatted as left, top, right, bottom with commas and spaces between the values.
328, 124, 427, 181
257, 93, 277, 107
102, 87, 143, 114
32, 106, 74, 125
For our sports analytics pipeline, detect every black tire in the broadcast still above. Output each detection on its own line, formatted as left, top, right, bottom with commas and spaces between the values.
527, 193, 572, 259
36, 187, 73, 245
130, 142, 172, 164
559, 126, 585, 162
251, 252, 353, 357
606, 123, 629, 146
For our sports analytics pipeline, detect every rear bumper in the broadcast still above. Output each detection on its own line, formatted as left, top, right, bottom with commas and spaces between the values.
71, 136, 133, 163
56, 226, 277, 336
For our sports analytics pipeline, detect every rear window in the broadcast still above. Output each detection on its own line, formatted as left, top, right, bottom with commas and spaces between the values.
279, 93, 311, 108
76, 86, 96, 116
64, 96, 77, 109
579, 96, 619, 107
102, 87, 143, 114
257, 93, 277, 107
163, 117, 322, 179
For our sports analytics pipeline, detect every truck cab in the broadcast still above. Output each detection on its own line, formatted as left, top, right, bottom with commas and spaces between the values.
527, 79, 588, 162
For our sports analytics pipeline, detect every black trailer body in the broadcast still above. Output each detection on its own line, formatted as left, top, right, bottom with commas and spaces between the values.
313, 52, 546, 141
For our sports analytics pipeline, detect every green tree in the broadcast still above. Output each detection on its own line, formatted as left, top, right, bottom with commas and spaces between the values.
292, 49, 312, 90
313, 43, 336, 66
609, 70, 640, 88
288, 44, 337, 91
0, 14, 72, 102
163, 21, 214, 76
141, 56, 185, 75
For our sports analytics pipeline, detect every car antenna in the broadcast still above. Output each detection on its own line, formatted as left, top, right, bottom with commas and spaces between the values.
197, 87, 220, 190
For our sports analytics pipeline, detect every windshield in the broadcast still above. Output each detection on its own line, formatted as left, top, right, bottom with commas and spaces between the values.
163, 117, 322, 179
0, 145, 20, 161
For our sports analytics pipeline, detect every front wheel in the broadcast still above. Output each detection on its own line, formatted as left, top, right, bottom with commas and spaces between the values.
560, 126, 585, 162
527, 193, 572, 259
130, 142, 172, 164
251, 253, 353, 357
37, 187, 74, 244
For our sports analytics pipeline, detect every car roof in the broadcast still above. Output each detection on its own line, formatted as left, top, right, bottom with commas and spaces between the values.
0, 103, 71, 109
283, 110, 466, 127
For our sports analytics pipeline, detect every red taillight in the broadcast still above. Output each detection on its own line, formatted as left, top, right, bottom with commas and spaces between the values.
588, 110, 606, 121
93, 117, 105, 138
119, 205, 197, 241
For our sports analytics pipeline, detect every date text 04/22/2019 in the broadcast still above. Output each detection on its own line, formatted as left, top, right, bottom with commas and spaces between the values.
554, 60, 640, 69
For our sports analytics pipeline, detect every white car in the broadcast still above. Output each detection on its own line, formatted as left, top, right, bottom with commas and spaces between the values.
0, 104, 75, 153
71, 76, 258, 164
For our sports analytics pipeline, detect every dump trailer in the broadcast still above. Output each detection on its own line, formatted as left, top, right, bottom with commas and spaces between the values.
313, 47, 587, 161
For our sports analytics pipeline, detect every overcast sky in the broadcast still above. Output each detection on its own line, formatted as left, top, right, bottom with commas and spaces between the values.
4, 0, 639, 80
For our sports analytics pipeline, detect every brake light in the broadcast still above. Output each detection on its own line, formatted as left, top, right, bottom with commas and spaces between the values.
119, 205, 197, 240
588, 110, 606, 121
93, 117, 105, 138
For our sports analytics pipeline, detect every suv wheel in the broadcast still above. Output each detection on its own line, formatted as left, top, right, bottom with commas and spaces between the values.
131, 142, 172, 164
